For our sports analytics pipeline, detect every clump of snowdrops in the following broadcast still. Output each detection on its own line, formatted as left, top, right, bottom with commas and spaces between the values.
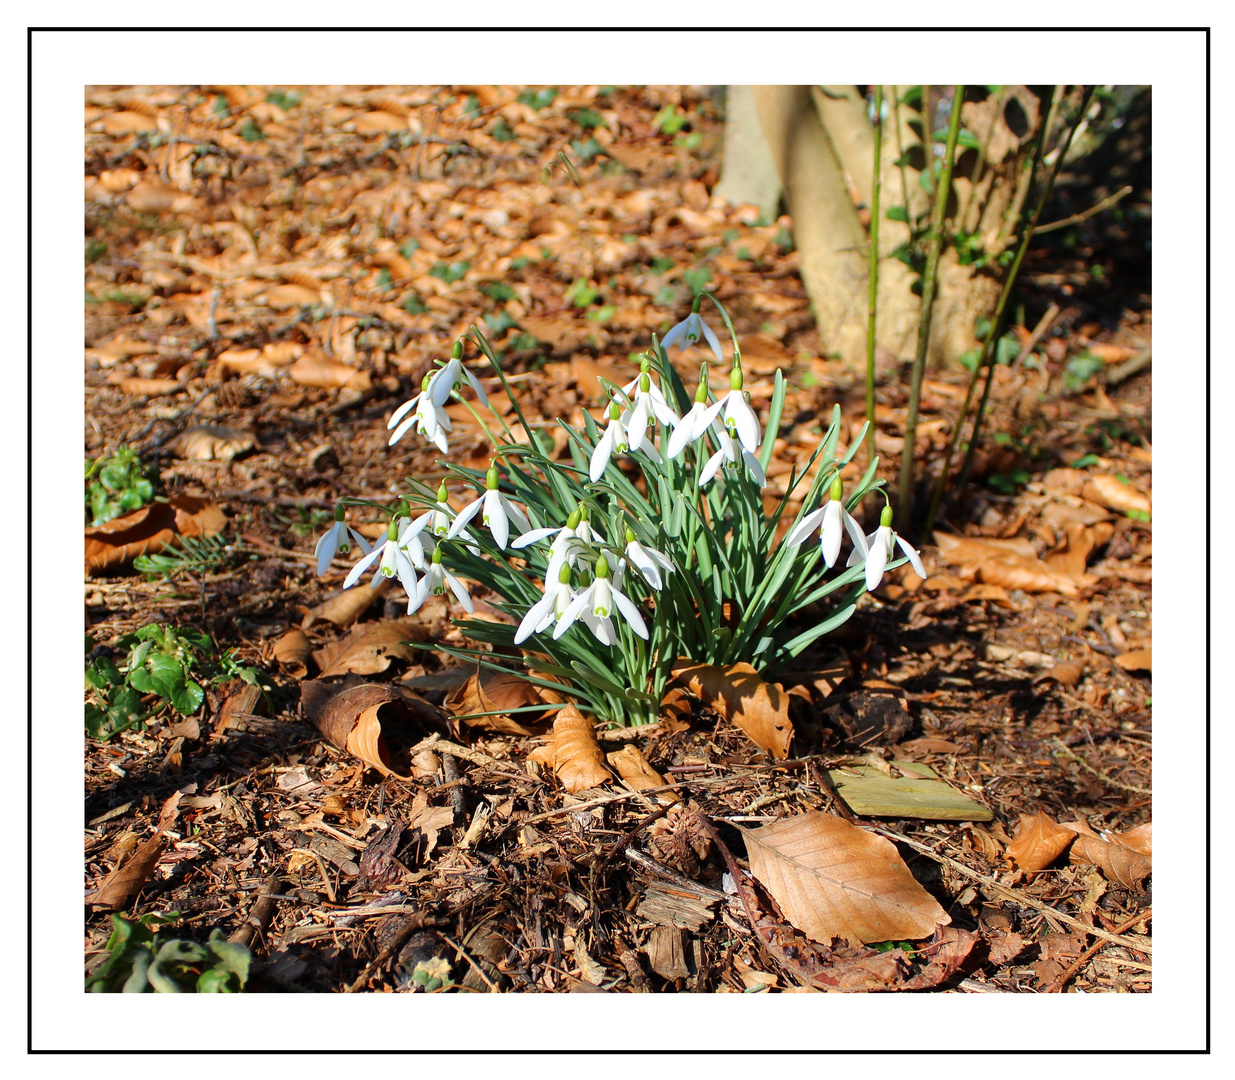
316, 293, 923, 727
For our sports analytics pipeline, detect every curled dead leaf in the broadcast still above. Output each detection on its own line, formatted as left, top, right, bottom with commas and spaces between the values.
1063, 820, 1152, 888
312, 617, 430, 678
302, 577, 389, 629
1082, 475, 1150, 517
88, 792, 182, 910
289, 353, 372, 391
168, 424, 256, 461
126, 180, 201, 214
313, 684, 412, 778
262, 283, 323, 308
444, 667, 549, 735
551, 704, 611, 793
933, 532, 1078, 597
1007, 811, 1075, 873
115, 377, 181, 397
741, 811, 951, 946
671, 661, 793, 759
272, 627, 313, 677
606, 745, 679, 804
1114, 648, 1152, 672
1034, 660, 1085, 688
84, 496, 227, 576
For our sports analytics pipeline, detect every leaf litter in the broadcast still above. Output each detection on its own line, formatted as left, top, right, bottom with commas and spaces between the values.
84, 84, 1152, 997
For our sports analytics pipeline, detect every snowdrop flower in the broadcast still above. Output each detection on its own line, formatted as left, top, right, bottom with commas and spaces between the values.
667, 365, 717, 459
388, 372, 453, 451
589, 401, 629, 481
515, 506, 606, 585
314, 507, 371, 576
553, 554, 648, 646
343, 518, 419, 598
704, 364, 761, 453
784, 476, 869, 568
622, 526, 674, 591
699, 432, 765, 488
661, 300, 724, 364
514, 562, 577, 644
408, 544, 474, 615
429, 353, 489, 409
847, 505, 927, 591
447, 463, 531, 550
620, 359, 680, 430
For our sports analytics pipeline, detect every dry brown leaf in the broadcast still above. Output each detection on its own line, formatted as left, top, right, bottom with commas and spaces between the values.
89, 792, 182, 910
126, 180, 201, 214
1034, 660, 1085, 688
84, 496, 227, 576
933, 532, 1078, 596
301, 578, 389, 629
272, 627, 312, 677
1082, 475, 1151, 517
1041, 500, 1111, 528
1119, 822, 1152, 855
671, 661, 793, 758
313, 684, 411, 778
607, 745, 679, 804
1007, 811, 1075, 873
900, 926, 978, 991
444, 667, 549, 736
289, 353, 372, 391
551, 704, 611, 793
1045, 521, 1115, 585
352, 110, 409, 134
1063, 820, 1152, 888
212, 683, 261, 736
1115, 648, 1152, 672
312, 618, 430, 678
115, 377, 181, 397
741, 811, 951, 946
168, 424, 256, 461
262, 283, 322, 308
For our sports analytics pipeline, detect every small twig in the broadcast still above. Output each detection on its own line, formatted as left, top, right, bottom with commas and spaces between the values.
873, 827, 1151, 955
228, 871, 282, 949
623, 847, 731, 904
1035, 185, 1134, 234
1102, 347, 1152, 389
441, 753, 468, 820
1012, 303, 1062, 367
1049, 738, 1151, 796
1042, 907, 1151, 993
436, 931, 501, 993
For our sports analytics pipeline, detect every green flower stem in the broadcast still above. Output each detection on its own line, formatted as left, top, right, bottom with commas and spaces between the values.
895, 84, 966, 534
865, 84, 883, 471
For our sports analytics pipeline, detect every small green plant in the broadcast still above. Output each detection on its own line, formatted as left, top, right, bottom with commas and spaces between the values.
491, 118, 517, 143
402, 291, 429, 316
119, 624, 213, 716
517, 88, 558, 111
1064, 350, 1105, 390
86, 445, 156, 526
567, 108, 606, 131
430, 260, 471, 284
265, 88, 301, 111
85, 239, 108, 264
85, 638, 149, 742
409, 956, 455, 992
479, 281, 518, 303
238, 117, 264, 143
133, 532, 245, 580
654, 104, 688, 135
87, 913, 251, 993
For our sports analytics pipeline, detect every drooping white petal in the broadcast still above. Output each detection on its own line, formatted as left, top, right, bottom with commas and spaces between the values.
660, 321, 686, 351
512, 526, 560, 550
865, 525, 892, 590
388, 415, 419, 446
581, 608, 616, 645
447, 497, 484, 540
843, 510, 870, 559
700, 320, 724, 364
699, 446, 726, 485
445, 569, 474, 612
611, 587, 649, 639
429, 357, 460, 406
388, 395, 420, 430
553, 588, 592, 639
483, 489, 509, 549
314, 522, 343, 576
343, 539, 386, 588
742, 447, 766, 487
785, 506, 826, 548
590, 425, 617, 482
725, 394, 762, 453
819, 502, 843, 567
515, 591, 558, 644
462, 366, 490, 407
896, 534, 926, 579
394, 547, 419, 598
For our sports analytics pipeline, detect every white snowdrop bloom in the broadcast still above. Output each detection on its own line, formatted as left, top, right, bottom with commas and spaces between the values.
314, 511, 371, 576
847, 505, 927, 591
447, 464, 531, 550
407, 545, 474, 615
699, 432, 766, 488
343, 519, 419, 599
784, 477, 869, 568
388, 378, 453, 451
552, 554, 648, 646
620, 364, 680, 429
514, 563, 578, 644
428, 354, 489, 409
702, 366, 761, 454
622, 527, 674, 591
661, 308, 723, 364
589, 402, 630, 482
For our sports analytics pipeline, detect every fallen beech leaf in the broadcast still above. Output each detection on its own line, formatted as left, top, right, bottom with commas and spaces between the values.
102, 110, 159, 135
551, 704, 611, 793
1007, 811, 1075, 873
607, 745, 679, 804
672, 661, 793, 759
659, 685, 694, 730
1042, 500, 1111, 528
313, 684, 411, 778
933, 532, 1078, 596
272, 626, 313, 676
289, 353, 372, 391
168, 424, 256, 461
1045, 521, 1115, 585
1034, 660, 1085, 688
312, 617, 430, 677
1082, 475, 1151, 517
986, 931, 1028, 967
741, 811, 951, 946
84, 496, 227, 575
301, 578, 389, 629
126, 180, 201, 214
1115, 648, 1152, 672
900, 926, 978, 990
352, 110, 409, 134
263, 283, 323, 308
1063, 820, 1152, 888
444, 667, 549, 735
89, 792, 182, 910
1119, 822, 1152, 855
115, 377, 181, 397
